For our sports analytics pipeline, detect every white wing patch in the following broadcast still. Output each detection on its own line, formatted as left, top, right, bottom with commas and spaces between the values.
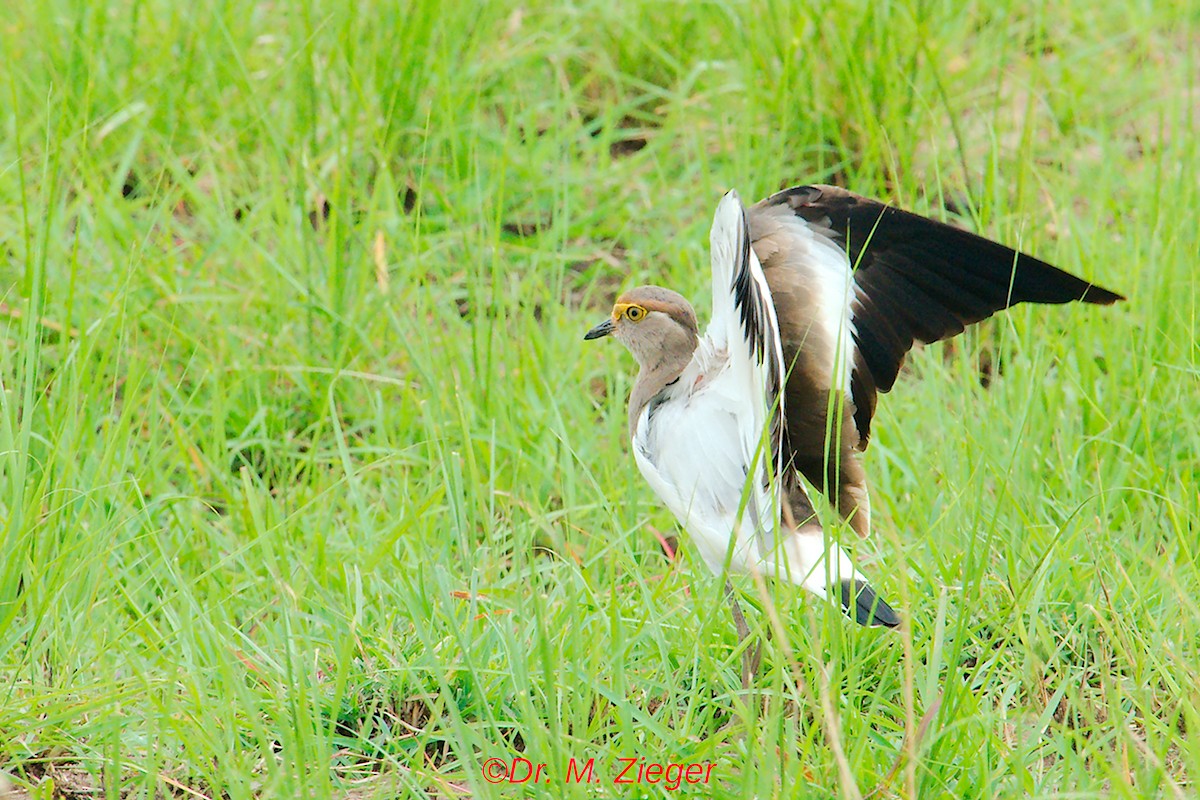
706, 191, 787, 485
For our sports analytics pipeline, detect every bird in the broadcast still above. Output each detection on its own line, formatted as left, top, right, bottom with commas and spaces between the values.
584, 185, 1123, 682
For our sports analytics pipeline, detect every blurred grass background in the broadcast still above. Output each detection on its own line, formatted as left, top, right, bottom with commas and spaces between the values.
1, 0, 1197, 797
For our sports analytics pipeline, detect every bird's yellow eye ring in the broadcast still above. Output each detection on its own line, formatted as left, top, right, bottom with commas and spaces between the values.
624, 305, 647, 321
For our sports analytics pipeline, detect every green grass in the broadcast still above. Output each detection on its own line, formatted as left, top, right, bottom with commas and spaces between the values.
1, 0, 1197, 797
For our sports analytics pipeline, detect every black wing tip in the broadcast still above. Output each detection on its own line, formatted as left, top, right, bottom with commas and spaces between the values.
1078, 284, 1126, 305
839, 579, 901, 628
1016, 263, 1126, 307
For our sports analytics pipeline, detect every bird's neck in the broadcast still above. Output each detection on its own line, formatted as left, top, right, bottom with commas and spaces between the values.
627, 346, 697, 441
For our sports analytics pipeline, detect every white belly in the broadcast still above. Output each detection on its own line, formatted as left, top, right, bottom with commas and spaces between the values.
631, 391, 771, 575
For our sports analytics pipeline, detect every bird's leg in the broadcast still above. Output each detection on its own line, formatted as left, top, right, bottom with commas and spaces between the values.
724, 580, 762, 690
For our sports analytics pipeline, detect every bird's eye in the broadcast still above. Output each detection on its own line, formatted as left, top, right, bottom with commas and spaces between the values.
625, 306, 646, 321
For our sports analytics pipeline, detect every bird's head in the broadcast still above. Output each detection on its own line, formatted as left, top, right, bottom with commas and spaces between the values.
584, 285, 699, 369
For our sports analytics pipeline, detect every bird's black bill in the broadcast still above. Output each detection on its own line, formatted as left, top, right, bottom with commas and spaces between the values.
839, 579, 900, 628
584, 318, 615, 340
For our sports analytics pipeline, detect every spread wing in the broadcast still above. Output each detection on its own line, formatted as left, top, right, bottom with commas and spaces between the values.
750, 184, 1124, 444
705, 190, 788, 487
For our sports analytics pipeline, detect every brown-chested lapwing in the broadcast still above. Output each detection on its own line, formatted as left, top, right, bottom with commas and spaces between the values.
585, 186, 1122, 686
